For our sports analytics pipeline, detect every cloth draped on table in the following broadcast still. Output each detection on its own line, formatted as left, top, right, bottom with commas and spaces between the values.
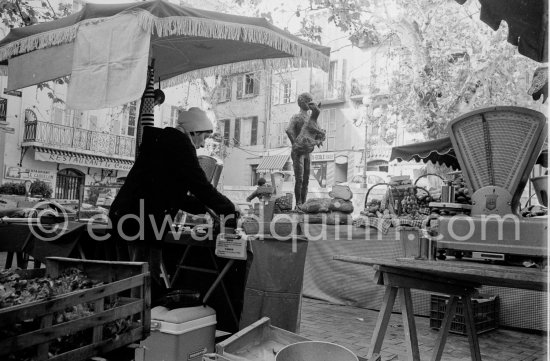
302, 224, 547, 331
67, 13, 150, 110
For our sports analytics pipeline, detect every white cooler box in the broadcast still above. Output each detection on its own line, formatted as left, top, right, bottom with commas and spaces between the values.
136, 305, 216, 361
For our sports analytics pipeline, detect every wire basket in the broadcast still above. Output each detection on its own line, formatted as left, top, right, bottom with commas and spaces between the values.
364, 182, 392, 211
414, 173, 445, 202
448, 107, 547, 210
364, 183, 431, 216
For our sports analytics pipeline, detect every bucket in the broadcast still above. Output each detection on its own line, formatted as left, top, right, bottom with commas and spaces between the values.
275, 341, 358, 361
531, 175, 548, 206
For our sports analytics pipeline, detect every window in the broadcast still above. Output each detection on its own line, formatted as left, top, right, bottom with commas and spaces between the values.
233, 118, 241, 145
73, 110, 83, 128
250, 116, 258, 146
277, 123, 289, 147
127, 101, 137, 136
245, 74, 254, 95
318, 108, 336, 151
327, 59, 346, 98
217, 76, 232, 102
272, 80, 297, 105
236, 72, 259, 99
250, 165, 259, 186
220, 119, 230, 146
328, 61, 337, 90
238, 116, 259, 146
51, 105, 64, 124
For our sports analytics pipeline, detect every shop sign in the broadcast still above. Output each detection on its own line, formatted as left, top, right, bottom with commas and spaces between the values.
5, 165, 55, 181
3, 88, 22, 97
35, 150, 133, 171
311, 152, 335, 162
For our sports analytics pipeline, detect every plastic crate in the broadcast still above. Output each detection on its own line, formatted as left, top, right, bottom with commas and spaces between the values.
429, 294, 499, 335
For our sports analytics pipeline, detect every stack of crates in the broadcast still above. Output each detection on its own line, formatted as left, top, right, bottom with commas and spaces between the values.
430, 294, 499, 335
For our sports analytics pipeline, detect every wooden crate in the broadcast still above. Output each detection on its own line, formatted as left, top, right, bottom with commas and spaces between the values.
0, 257, 151, 361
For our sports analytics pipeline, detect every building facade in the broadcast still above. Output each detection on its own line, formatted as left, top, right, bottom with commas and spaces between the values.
216, 26, 400, 188
0, 74, 185, 201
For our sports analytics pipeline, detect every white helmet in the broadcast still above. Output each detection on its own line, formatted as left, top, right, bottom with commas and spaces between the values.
177, 107, 213, 133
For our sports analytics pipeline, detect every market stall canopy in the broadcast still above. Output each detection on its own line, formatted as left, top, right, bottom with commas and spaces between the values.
391, 137, 547, 170
0, 0, 330, 109
455, 0, 548, 63
256, 154, 290, 173
390, 137, 459, 170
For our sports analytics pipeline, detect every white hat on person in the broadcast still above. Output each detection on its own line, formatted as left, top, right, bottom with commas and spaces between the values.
177, 107, 213, 132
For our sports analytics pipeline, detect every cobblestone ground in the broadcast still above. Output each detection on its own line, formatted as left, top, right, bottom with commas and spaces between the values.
299, 297, 547, 361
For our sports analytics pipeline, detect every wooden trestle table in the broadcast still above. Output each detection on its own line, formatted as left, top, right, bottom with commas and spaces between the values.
333, 256, 547, 361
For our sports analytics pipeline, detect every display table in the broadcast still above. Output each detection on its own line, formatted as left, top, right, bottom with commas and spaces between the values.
302, 225, 431, 314
302, 225, 548, 331
333, 257, 547, 361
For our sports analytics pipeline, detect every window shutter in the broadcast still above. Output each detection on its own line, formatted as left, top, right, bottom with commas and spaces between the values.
330, 109, 336, 135
253, 73, 260, 96
223, 119, 230, 146
227, 77, 233, 101
236, 75, 243, 99
251, 116, 258, 146
234, 118, 241, 145
272, 82, 280, 105
290, 79, 297, 103
341, 59, 347, 82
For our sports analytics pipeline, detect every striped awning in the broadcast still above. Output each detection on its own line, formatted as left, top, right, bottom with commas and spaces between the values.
256, 154, 289, 172
33, 146, 134, 171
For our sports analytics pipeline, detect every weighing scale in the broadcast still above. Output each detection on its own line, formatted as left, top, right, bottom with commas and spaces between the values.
436, 107, 548, 263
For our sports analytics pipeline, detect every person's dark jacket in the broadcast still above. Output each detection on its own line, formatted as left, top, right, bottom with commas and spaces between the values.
109, 126, 236, 242
246, 185, 273, 202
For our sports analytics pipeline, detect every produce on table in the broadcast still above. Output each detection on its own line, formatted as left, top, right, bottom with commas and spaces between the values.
521, 204, 548, 217
452, 175, 472, 204
0, 268, 134, 361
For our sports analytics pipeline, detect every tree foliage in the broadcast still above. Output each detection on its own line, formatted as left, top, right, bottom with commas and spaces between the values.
0, 0, 70, 28
228, 0, 542, 141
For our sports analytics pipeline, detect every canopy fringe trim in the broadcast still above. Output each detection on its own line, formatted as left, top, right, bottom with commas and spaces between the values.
0, 9, 329, 71
133, 10, 329, 72
0, 25, 78, 61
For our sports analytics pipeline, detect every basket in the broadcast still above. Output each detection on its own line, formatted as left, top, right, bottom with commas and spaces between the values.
0, 257, 151, 361
448, 106, 547, 210
364, 183, 432, 216
429, 294, 499, 335
414, 173, 445, 201
364, 182, 392, 210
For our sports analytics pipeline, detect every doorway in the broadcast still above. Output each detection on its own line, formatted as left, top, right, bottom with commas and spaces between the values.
55, 168, 84, 200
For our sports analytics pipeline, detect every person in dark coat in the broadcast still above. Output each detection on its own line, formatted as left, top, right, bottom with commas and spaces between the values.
246, 177, 273, 202
109, 107, 238, 300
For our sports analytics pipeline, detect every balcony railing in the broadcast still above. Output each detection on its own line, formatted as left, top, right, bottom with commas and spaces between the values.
312, 79, 346, 103
23, 120, 135, 158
